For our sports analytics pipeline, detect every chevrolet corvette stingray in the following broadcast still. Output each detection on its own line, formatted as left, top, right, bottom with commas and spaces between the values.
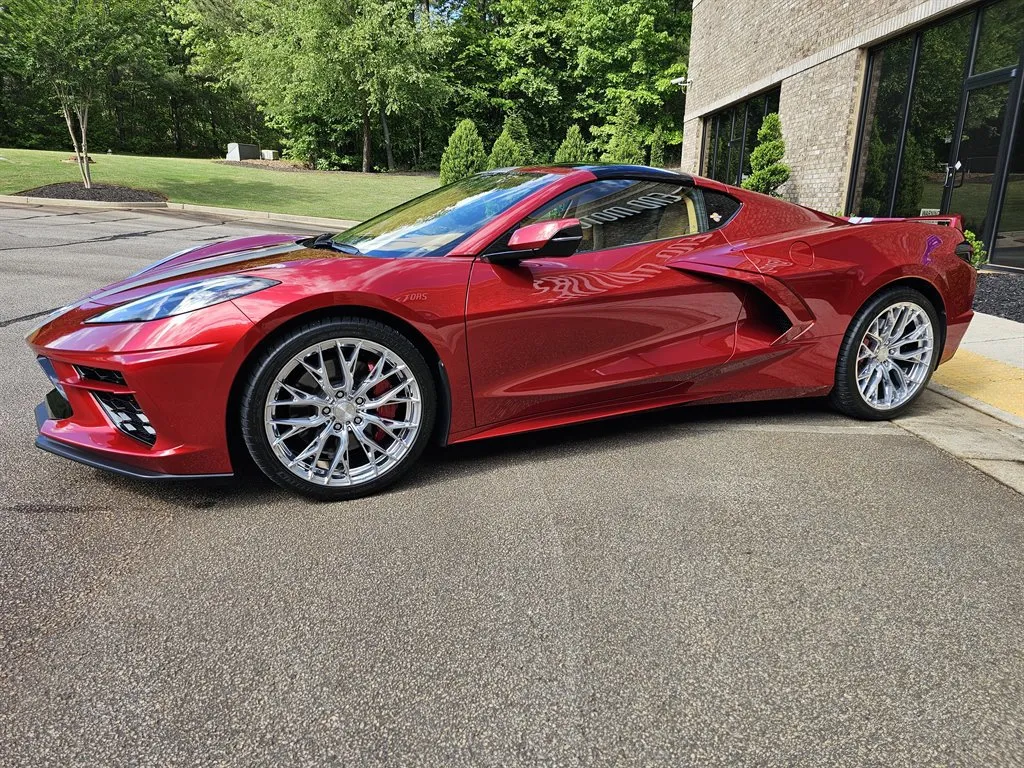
27, 165, 976, 499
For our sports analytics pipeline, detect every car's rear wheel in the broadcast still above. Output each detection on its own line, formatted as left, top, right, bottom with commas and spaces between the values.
830, 287, 939, 420
241, 317, 436, 500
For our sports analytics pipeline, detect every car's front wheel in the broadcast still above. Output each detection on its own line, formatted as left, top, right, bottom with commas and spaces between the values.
241, 317, 436, 500
830, 287, 940, 420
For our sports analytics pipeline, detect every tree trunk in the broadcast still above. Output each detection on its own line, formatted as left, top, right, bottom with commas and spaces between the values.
78, 103, 92, 188
210, 108, 219, 155
380, 107, 395, 172
60, 101, 89, 189
361, 107, 372, 173
171, 97, 183, 153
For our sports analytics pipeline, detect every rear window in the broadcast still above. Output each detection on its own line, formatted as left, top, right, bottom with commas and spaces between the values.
702, 189, 741, 229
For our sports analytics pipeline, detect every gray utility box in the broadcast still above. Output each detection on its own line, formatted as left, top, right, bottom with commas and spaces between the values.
226, 143, 260, 161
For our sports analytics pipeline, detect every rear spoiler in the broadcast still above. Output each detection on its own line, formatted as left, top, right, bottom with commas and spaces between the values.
844, 214, 963, 231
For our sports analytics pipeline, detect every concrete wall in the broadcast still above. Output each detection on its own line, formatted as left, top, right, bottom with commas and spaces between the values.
682, 0, 977, 211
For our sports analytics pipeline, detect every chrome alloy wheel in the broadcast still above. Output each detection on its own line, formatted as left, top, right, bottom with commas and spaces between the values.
855, 301, 935, 411
264, 338, 422, 487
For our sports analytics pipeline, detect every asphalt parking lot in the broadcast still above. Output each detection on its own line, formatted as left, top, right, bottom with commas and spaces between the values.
1, 205, 1023, 767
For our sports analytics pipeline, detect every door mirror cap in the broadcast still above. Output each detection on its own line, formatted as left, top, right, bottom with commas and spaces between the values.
487, 218, 584, 265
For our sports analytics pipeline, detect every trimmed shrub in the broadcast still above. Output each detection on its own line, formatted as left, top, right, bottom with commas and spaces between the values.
554, 124, 593, 164
741, 112, 790, 195
440, 119, 487, 185
488, 112, 533, 169
963, 229, 988, 266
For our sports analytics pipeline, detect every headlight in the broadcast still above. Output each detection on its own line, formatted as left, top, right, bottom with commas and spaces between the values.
85, 275, 279, 324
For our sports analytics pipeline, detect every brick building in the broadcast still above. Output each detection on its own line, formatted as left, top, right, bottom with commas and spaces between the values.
681, 0, 1024, 269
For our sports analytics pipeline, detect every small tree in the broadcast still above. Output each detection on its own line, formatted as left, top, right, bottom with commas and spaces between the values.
648, 125, 666, 168
554, 125, 593, 164
741, 113, 790, 195
440, 119, 487, 185
488, 112, 533, 169
601, 102, 645, 165
6, 0, 153, 189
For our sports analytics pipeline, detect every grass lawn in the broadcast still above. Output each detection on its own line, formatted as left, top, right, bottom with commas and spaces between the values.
0, 148, 439, 221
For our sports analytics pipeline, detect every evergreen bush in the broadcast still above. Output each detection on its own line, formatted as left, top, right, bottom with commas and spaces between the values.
440, 119, 486, 185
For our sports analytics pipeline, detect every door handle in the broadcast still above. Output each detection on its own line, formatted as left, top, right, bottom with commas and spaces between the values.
945, 160, 964, 189
953, 162, 966, 189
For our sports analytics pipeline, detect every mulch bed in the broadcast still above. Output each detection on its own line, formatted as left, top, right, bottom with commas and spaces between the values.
974, 271, 1024, 323
215, 159, 309, 173
16, 182, 166, 203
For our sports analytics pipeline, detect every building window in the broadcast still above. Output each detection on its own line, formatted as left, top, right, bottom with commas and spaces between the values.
848, 0, 1024, 268
701, 88, 781, 187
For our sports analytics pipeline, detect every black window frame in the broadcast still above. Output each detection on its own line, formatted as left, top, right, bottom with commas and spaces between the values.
700, 87, 782, 186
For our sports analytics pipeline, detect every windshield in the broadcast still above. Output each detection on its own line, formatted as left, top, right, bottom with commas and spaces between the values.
332, 171, 558, 259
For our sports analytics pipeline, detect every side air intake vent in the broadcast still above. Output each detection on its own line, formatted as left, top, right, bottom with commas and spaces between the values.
744, 287, 793, 338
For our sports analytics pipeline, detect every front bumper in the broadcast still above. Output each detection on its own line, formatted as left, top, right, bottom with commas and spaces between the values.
34, 393, 232, 481
28, 300, 258, 479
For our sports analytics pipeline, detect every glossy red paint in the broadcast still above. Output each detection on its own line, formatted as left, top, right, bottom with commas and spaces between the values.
27, 166, 976, 480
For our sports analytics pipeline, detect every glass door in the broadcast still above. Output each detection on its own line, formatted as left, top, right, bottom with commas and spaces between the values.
992, 94, 1023, 268
943, 80, 1014, 237
941, 0, 1024, 267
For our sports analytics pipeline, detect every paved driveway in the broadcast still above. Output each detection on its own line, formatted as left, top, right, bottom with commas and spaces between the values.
1, 206, 1022, 767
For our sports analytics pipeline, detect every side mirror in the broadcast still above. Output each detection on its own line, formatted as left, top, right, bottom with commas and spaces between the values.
486, 218, 584, 265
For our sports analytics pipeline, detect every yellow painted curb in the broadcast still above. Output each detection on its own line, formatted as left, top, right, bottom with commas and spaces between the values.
934, 349, 1024, 419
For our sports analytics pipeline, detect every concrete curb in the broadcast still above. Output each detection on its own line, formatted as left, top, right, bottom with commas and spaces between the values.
0, 194, 166, 210
927, 381, 1024, 430
0, 195, 358, 231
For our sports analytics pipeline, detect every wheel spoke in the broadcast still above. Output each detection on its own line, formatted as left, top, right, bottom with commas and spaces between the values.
323, 428, 351, 485
270, 382, 329, 409
891, 344, 932, 362
287, 424, 331, 469
351, 426, 385, 478
887, 361, 909, 394
363, 414, 415, 442
337, 340, 360, 395
300, 356, 331, 395
365, 379, 416, 409
271, 414, 327, 428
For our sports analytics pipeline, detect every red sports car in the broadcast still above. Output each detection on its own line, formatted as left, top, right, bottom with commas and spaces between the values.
27, 165, 976, 499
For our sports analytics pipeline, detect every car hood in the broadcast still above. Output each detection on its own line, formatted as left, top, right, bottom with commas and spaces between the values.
87, 234, 348, 306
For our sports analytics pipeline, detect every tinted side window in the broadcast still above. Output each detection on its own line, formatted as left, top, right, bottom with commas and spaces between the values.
517, 180, 709, 253
702, 189, 742, 229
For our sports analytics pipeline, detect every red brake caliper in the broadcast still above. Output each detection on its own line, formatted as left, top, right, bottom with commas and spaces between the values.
371, 379, 397, 443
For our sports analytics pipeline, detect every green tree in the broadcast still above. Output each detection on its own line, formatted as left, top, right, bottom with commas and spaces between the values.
554, 124, 593, 163
440, 118, 486, 184
741, 112, 790, 195
567, 0, 689, 148
601, 101, 645, 164
488, 112, 533, 168
3, 0, 161, 187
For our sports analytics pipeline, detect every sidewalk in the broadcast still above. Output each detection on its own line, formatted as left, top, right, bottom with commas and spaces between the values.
932, 311, 1024, 424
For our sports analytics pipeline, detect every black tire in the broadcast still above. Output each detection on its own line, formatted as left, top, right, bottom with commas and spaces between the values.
240, 317, 436, 501
829, 287, 941, 420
